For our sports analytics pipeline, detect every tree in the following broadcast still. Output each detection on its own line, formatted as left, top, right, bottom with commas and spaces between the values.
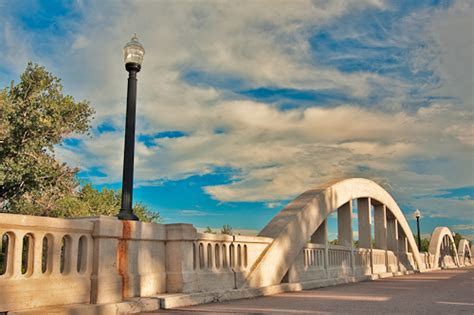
204, 226, 215, 234
221, 224, 233, 235
453, 232, 463, 249
53, 184, 160, 222
0, 63, 161, 222
420, 238, 430, 252
0, 62, 93, 211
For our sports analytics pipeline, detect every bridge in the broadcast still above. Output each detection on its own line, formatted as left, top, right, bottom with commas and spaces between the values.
0, 178, 472, 314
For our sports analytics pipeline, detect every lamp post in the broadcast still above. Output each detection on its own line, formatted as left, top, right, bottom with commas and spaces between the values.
118, 34, 145, 221
414, 209, 421, 251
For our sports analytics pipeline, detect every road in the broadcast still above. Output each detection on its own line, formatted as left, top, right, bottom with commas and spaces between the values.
144, 266, 474, 314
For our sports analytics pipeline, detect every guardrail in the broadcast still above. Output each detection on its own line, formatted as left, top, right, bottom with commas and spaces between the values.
191, 233, 273, 291
0, 213, 94, 311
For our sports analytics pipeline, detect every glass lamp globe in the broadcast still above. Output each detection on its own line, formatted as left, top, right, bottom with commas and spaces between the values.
414, 209, 421, 218
124, 34, 145, 66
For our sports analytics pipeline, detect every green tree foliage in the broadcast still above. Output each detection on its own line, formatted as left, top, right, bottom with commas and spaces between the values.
0, 62, 93, 210
221, 224, 233, 235
204, 226, 215, 234
453, 232, 463, 249
0, 63, 160, 222
420, 238, 430, 252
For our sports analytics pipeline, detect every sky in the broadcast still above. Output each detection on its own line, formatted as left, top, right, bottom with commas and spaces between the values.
0, 0, 473, 239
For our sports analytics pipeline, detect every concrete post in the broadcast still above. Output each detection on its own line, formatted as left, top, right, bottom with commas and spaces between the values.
120, 221, 167, 297
373, 204, 387, 250
374, 204, 388, 272
357, 198, 373, 273
165, 224, 198, 293
387, 217, 399, 272
337, 201, 355, 274
311, 219, 329, 273
337, 202, 353, 248
358, 198, 372, 249
387, 218, 398, 252
398, 227, 407, 253
397, 225, 408, 270
88, 216, 123, 304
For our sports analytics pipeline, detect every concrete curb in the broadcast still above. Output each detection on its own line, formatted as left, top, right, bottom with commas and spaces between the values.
7, 270, 427, 314
8, 297, 161, 315
156, 275, 373, 309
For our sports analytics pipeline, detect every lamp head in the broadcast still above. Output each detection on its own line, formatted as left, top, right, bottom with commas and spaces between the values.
414, 209, 421, 219
124, 34, 145, 69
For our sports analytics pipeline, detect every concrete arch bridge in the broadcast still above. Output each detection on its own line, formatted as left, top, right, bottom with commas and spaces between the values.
0, 178, 471, 314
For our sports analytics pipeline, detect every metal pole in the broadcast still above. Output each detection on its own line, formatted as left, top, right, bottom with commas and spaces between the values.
416, 216, 421, 251
118, 62, 140, 221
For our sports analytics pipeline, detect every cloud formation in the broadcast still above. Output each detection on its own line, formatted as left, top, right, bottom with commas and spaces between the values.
1, 0, 472, 225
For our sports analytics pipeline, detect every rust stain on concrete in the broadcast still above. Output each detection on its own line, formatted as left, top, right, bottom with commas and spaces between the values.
118, 220, 132, 299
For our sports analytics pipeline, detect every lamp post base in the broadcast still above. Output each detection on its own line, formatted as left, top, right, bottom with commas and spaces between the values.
117, 209, 139, 221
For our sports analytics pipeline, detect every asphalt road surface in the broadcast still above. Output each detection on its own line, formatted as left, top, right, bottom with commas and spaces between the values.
144, 266, 474, 314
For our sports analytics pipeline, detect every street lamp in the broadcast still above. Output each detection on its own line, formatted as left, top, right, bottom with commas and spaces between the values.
414, 209, 421, 251
117, 34, 145, 221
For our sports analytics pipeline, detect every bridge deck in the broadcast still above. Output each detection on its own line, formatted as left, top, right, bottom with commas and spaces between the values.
144, 266, 474, 314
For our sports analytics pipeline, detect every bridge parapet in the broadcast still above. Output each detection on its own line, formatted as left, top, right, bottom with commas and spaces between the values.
0, 178, 471, 314
0, 213, 94, 311
188, 231, 273, 292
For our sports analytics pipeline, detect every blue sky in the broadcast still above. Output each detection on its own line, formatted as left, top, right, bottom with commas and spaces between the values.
1, 0, 473, 239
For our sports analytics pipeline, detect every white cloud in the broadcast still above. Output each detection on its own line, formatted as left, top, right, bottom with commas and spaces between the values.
4, 1, 473, 223
177, 210, 221, 217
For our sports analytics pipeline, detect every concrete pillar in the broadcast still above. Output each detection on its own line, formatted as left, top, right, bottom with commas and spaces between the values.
337, 202, 355, 274
165, 224, 198, 293
311, 219, 329, 271
373, 204, 387, 250
337, 202, 353, 248
358, 198, 372, 249
374, 204, 388, 273
120, 220, 167, 297
387, 218, 398, 251
88, 216, 123, 304
398, 226, 407, 253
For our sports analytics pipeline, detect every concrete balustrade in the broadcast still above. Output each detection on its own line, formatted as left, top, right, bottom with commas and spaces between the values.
0, 178, 471, 314
191, 232, 273, 292
386, 250, 398, 272
0, 213, 94, 312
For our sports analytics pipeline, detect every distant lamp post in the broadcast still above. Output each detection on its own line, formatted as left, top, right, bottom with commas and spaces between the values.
414, 209, 421, 251
118, 34, 145, 221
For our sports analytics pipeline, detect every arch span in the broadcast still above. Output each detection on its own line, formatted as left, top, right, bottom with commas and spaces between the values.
457, 239, 471, 266
243, 178, 422, 288
428, 227, 459, 268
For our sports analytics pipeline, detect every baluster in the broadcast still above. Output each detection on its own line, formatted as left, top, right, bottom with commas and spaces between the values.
33, 232, 45, 277
12, 231, 24, 277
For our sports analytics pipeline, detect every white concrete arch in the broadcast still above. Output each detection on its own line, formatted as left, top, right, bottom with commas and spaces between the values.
243, 178, 423, 288
457, 239, 471, 265
428, 227, 458, 268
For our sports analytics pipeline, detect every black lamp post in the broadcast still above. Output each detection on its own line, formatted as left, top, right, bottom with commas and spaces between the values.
118, 34, 145, 221
414, 209, 421, 251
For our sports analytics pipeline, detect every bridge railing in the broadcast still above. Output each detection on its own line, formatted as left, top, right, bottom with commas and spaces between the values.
327, 245, 352, 278
387, 250, 398, 272
191, 233, 273, 291
0, 211, 471, 313
289, 243, 421, 282
419, 252, 434, 270
0, 213, 94, 312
